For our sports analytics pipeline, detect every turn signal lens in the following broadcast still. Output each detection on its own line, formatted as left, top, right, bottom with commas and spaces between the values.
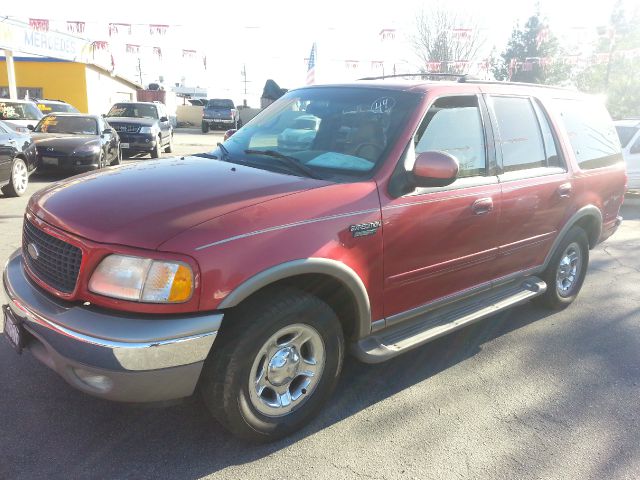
168, 265, 193, 302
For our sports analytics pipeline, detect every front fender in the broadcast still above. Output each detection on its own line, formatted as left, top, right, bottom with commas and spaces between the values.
217, 258, 372, 339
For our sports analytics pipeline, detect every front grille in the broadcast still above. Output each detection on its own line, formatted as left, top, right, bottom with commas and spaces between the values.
22, 220, 82, 293
111, 124, 140, 133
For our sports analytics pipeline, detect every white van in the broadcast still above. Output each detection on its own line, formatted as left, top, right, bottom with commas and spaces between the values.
615, 119, 640, 189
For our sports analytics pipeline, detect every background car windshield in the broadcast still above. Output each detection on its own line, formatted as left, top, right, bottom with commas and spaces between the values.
35, 115, 98, 135
221, 87, 419, 179
208, 99, 235, 109
615, 126, 638, 148
0, 101, 42, 120
39, 103, 79, 114
108, 103, 158, 119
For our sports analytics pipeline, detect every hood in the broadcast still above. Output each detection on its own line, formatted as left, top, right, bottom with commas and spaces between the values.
28, 156, 327, 250
4, 119, 39, 130
105, 117, 156, 126
32, 133, 99, 154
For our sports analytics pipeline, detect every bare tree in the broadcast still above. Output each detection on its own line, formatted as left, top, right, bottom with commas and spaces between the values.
412, 8, 485, 74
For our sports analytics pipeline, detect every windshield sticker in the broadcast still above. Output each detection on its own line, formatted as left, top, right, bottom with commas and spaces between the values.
371, 97, 396, 114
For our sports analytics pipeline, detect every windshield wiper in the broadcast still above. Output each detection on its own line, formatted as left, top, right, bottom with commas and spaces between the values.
244, 149, 321, 179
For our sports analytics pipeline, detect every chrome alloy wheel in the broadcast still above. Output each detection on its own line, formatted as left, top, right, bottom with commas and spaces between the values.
248, 323, 325, 417
12, 159, 28, 195
556, 242, 582, 297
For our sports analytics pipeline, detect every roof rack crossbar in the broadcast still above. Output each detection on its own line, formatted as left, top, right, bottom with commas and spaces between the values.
358, 72, 469, 81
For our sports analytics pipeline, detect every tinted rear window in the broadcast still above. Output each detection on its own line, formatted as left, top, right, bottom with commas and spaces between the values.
207, 99, 234, 109
553, 98, 621, 169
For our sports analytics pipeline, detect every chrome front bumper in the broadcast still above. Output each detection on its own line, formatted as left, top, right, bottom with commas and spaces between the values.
2, 250, 222, 402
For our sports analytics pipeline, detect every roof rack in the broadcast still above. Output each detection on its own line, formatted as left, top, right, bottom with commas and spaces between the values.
357, 73, 572, 90
358, 72, 470, 82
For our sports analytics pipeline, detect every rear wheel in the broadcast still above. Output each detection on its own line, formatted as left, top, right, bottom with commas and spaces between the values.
535, 226, 589, 309
200, 288, 344, 442
2, 157, 28, 197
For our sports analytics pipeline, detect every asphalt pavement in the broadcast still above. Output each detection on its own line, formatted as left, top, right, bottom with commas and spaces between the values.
1, 140, 639, 479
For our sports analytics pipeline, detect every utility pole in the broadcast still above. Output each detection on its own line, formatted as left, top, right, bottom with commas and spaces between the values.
137, 58, 143, 86
241, 64, 248, 94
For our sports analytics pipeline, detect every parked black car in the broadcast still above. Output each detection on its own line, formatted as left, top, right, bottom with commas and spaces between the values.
202, 98, 241, 133
0, 120, 38, 197
31, 114, 121, 171
35, 99, 80, 114
105, 102, 173, 158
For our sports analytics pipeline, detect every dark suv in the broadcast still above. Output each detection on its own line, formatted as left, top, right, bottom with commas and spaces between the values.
2, 78, 626, 442
105, 102, 172, 158
202, 98, 241, 133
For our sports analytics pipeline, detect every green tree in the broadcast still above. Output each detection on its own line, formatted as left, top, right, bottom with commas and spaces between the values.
493, 14, 570, 85
575, 1, 640, 118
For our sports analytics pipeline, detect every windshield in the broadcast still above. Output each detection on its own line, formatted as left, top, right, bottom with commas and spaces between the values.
207, 99, 235, 109
217, 87, 420, 180
38, 103, 79, 113
616, 126, 638, 148
0, 101, 43, 121
35, 115, 98, 135
107, 103, 158, 119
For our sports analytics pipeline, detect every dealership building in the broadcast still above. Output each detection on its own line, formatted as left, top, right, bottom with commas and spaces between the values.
0, 56, 141, 114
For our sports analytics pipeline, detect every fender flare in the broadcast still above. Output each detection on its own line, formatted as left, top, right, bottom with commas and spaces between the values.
542, 205, 602, 270
217, 258, 372, 339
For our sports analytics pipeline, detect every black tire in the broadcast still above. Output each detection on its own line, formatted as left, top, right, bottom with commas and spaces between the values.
111, 146, 122, 165
97, 152, 104, 169
535, 226, 589, 310
164, 134, 173, 153
150, 137, 161, 158
237, 118, 243, 129
201, 122, 209, 134
2, 157, 28, 197
200, 288, 344, 442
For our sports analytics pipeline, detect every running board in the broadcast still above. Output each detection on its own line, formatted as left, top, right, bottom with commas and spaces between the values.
353, 277, 546, 364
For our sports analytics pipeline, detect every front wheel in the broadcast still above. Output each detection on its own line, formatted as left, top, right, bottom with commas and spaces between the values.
164, 134, 173, 153
535, 226, 589, 309
150, 137, 161, 158
201, 122, 209, 134
200, 288, 344, 442
111, 146, 122, 165
2, 157, 28, 197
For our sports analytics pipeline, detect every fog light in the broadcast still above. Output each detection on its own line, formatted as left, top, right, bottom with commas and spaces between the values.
73, 368, 114, 392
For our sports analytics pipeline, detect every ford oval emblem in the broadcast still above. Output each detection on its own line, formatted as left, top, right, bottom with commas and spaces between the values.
27, 243, 39, 260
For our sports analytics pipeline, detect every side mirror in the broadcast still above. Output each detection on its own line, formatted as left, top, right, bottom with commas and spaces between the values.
27, 124, 35, 131
413, 151, 459, 188
160, 116, 168, 122
224, 129, 237, 141
102, 128, 113, 136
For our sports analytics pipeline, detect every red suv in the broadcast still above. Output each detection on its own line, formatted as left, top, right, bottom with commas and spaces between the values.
2, 78, 626, 441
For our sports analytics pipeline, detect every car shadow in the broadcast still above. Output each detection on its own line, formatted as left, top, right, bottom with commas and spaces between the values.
0, 300, 560, 480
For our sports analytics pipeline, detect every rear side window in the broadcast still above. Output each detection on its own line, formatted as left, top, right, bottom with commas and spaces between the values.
414, 96, 486, 178
615, 126, 638, 148
491, 96, 546, 172
553, 98, 621, 169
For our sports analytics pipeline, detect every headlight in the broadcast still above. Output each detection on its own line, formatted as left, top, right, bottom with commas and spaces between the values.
88, 255, 194, 303
74, 144, 101, 155
139, 126, 156, 134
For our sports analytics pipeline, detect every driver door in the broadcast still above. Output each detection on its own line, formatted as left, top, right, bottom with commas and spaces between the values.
381, 94, 502, 319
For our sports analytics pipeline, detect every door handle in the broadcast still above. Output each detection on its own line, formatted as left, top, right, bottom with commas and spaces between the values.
557, 183, 572, 198
472, 197, 493, 215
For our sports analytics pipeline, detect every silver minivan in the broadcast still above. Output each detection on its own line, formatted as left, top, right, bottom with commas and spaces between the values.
615, 119, 640, 189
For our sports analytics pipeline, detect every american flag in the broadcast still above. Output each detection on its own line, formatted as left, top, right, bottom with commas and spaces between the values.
306, 43, 317, 85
